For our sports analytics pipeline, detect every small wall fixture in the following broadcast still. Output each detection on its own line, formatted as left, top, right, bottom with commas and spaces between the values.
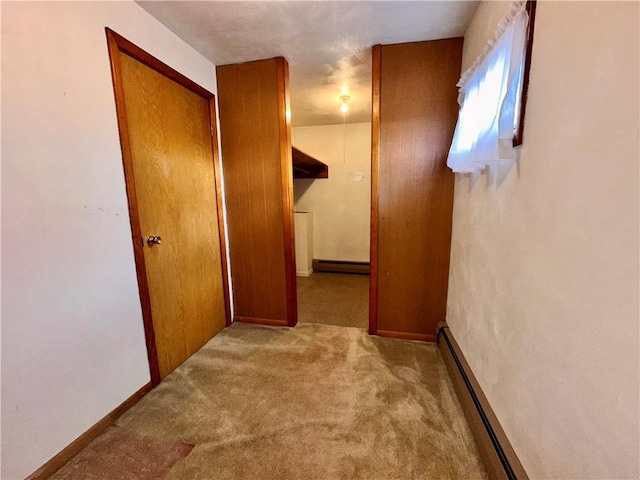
340, 95, 350, 113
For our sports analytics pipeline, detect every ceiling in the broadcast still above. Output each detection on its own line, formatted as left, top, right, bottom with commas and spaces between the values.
137, 1, 479, 127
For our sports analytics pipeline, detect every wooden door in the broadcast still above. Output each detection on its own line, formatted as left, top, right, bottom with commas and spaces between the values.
107, 30, 230, 382
370, 39, 463, 341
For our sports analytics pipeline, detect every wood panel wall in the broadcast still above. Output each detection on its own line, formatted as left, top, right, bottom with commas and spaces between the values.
217, 58, 297, 327
370, 39, 463, 341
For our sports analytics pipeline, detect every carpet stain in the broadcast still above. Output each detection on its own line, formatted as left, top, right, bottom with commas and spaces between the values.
52, 323, 487, 479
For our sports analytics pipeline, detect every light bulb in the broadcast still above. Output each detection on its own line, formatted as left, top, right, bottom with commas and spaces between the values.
342, 85, 349, 94
341, 103, 349, 113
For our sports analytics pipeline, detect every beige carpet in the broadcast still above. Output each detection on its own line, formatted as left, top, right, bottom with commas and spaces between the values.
52, 323, 487, 479
297, 273, 369, 329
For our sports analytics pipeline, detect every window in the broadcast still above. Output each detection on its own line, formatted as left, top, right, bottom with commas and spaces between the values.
447, 0, 536, 174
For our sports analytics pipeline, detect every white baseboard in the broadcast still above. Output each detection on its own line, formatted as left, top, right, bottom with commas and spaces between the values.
296, 268, 313, 277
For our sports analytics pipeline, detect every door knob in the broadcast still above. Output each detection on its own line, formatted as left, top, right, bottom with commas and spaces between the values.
146, 236, 162, 245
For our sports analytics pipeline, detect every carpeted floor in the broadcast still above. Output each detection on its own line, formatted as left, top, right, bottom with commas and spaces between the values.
297, 273, 369, 329
52, 323, 487, 480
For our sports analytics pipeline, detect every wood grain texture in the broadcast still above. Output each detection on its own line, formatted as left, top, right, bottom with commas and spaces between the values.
374, 39, 463, 338
217, 58, 297, 326
368, 44, 382, 335
437, 324, 529, 479
120, 54, 227, 378
106, 29, 160, 383
107, 30, 212, 99
27, 383, 153, 480
277, 58, 298, 327
108, 28, 228, 380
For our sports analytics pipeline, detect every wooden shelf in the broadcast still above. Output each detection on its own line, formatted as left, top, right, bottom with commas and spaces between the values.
292, 146, 328, 179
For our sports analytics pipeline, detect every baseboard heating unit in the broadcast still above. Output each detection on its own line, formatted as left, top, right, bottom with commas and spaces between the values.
312, 259, 370, 275
436, 322, 529, 480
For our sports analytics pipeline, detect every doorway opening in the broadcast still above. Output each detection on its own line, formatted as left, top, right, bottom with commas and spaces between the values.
290, 64, 373, 330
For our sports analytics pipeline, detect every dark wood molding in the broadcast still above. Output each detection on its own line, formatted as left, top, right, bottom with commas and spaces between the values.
27, 382, 153, 480
105, 28, 230, 382
513, 0, 537, 147
437, 323, 529, 480
276, 57, 298, 328
235, 316, 289, 327
376, 330, 435, 343
368, 44, 382, 336
292, 146, 329, 179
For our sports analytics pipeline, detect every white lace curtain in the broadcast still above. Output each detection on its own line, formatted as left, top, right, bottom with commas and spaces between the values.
447, 1, 529, 173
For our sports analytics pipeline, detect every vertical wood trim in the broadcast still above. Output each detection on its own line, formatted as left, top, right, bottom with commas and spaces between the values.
368, 44, 382, 335
26, 382, 153, 480
276, 57, 298, 327
208, 100, 232, 327
105, 28, 161, 386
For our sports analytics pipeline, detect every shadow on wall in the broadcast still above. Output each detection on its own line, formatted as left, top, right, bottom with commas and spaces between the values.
294, 178, 314, 205
465, 149, 521, 191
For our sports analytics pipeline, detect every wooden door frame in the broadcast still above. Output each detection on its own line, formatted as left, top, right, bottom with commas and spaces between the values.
276, 57, 298, 327
105, 28, 231, 385
368, 44, 382, 336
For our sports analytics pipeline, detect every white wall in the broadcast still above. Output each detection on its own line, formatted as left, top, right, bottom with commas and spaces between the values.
1, 3, 218, 478
447, 2, 639, 478
293, 123, 371, 263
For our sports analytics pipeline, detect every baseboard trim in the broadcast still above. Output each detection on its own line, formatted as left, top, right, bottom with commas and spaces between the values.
27, 382, 153, 480
436, 323, 528, 480
296, 268, 313, 277
376, 330, 435, 342
234, 316, 289, 327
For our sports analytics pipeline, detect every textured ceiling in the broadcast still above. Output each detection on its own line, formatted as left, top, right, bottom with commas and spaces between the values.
137, 1, 479, 126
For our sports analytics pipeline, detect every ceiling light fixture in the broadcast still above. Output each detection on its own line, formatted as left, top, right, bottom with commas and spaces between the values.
340, 95, 350, 113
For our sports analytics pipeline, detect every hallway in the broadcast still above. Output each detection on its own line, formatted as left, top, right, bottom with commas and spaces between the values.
51, 323, 486, 479
297, 273, 369, 329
